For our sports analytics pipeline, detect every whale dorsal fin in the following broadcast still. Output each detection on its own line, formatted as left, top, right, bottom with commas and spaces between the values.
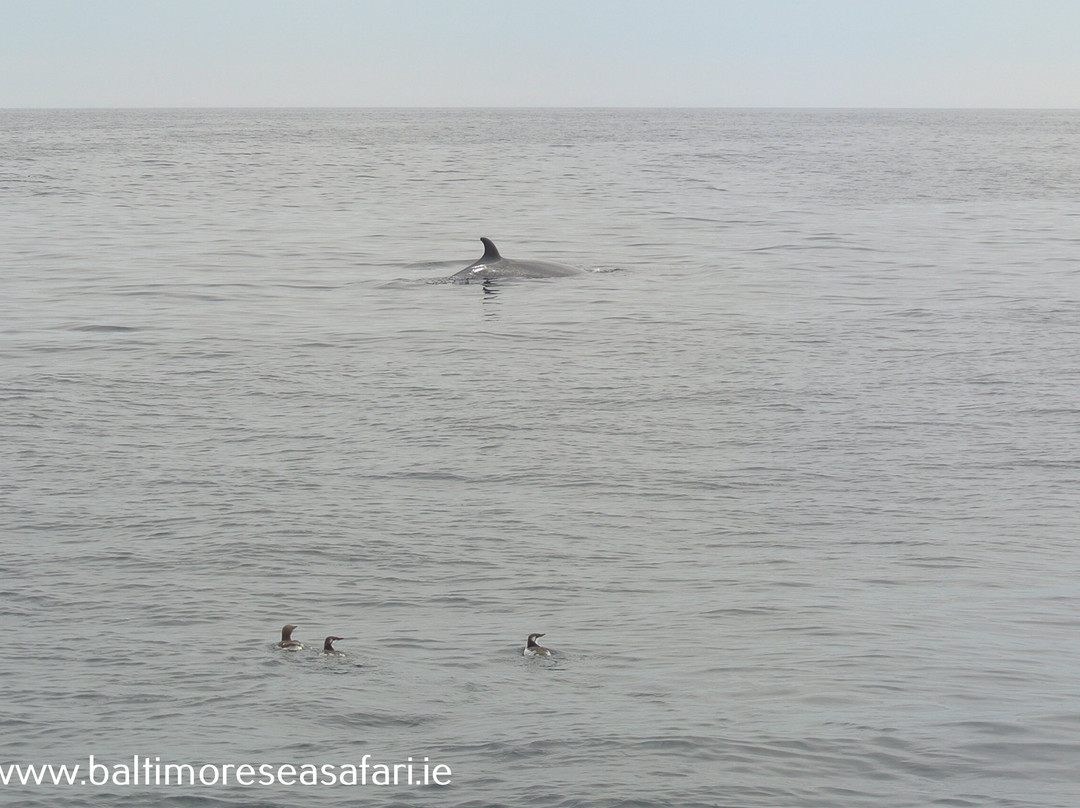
480, 237, 501, 261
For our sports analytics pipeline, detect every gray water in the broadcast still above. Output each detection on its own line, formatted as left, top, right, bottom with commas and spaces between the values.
2, 109, 1080, 808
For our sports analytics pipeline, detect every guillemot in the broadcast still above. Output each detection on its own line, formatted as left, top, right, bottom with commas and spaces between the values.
276, 624, 303, 650
322, 636, 344, 655
523, 633, 552, 657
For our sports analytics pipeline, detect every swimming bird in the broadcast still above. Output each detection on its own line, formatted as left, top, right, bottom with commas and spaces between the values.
276, 624, 303, 650
322, 636, 344, 655
523, 633, 552, 657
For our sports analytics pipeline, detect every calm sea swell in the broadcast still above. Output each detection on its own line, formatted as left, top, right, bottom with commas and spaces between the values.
1, 109, 1080, 807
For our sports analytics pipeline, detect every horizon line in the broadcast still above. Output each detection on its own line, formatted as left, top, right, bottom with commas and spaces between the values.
2, 105, 1078, 112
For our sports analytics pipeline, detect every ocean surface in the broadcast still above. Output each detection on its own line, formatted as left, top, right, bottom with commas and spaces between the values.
2, 108, 1080, 808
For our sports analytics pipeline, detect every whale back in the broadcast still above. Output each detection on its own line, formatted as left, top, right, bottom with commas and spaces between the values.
450, 238, 582, 282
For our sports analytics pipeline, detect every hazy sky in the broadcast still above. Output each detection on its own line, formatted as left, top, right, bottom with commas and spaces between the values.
3, 0, 1079, 107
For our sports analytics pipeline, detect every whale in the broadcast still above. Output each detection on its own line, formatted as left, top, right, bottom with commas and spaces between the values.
449, 238, 583, 282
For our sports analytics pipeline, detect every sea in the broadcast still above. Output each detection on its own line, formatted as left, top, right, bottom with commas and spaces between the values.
2, 108, 1079, 808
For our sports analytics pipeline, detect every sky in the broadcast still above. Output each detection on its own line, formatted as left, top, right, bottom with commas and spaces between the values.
2, 0, 1079, 108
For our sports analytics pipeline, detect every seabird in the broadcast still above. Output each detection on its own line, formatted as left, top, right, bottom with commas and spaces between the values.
523, 632, 552, 657
322, 636, 344, 655
276, 624, 303, 650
